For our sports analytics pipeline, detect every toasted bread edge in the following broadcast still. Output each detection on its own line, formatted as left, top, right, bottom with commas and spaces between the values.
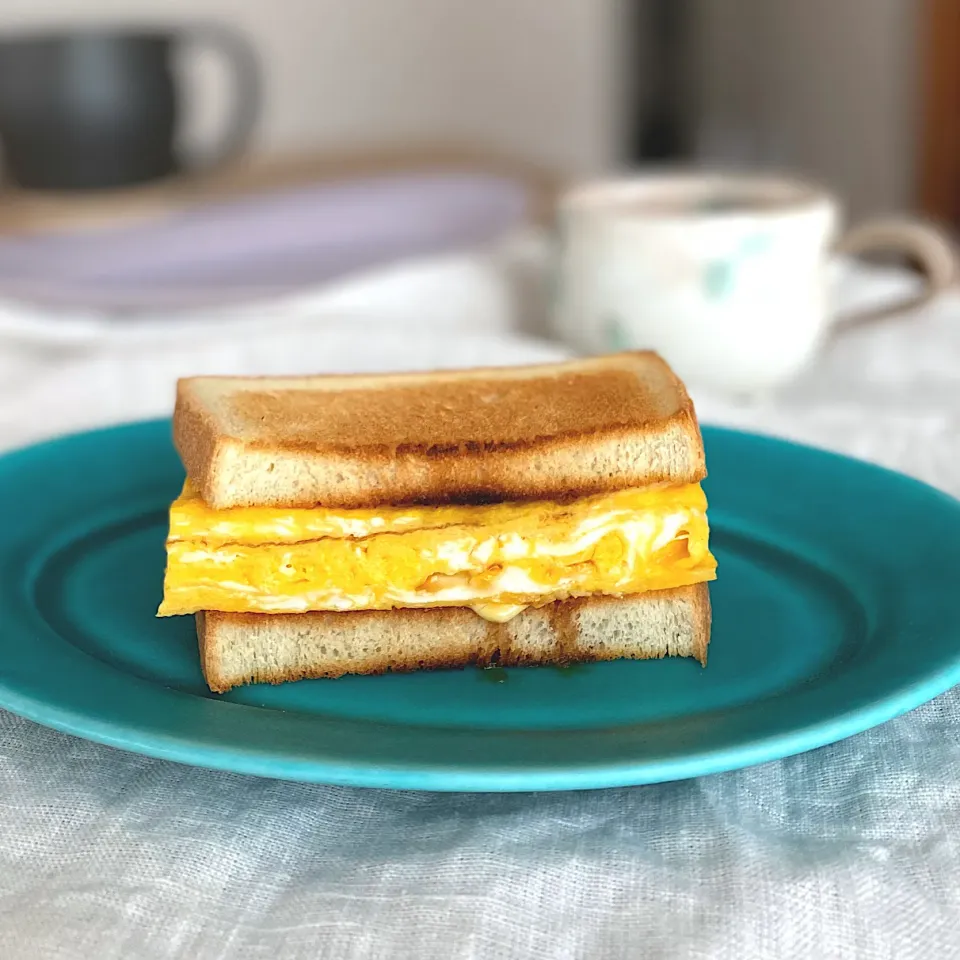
197, 583, 711, 693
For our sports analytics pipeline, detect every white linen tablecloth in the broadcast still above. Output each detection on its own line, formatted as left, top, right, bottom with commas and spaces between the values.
1, 256, 959, 960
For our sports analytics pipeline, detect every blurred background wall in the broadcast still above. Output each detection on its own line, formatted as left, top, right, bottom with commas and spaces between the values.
0, 0, 626, 173
0, 0, 922, 219
695, 0, 919, 221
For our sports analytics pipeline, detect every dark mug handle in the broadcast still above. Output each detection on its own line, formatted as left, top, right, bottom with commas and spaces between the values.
179, 22, 261, 170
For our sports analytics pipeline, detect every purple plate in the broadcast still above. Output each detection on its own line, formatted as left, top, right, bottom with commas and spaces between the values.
0, 171, 529, 311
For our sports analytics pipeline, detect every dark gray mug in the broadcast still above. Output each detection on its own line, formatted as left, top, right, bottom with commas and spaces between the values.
0, 25, 261, 191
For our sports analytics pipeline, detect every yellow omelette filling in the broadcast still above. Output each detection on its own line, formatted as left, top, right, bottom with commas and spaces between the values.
158, 481, 716, 621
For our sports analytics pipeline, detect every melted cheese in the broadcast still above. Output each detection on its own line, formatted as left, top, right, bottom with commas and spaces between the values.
159, 482, 716, 621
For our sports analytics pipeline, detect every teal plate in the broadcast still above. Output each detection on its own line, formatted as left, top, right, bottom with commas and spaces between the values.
1, 419, 959, 791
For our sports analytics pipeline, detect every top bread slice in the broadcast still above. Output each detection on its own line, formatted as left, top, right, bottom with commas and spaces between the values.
173, 351, 706, 509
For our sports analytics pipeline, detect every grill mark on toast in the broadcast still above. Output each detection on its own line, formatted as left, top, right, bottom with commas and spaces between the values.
241, 418, 685, 455
552, 598, 580, 663
480, 619, 512, 667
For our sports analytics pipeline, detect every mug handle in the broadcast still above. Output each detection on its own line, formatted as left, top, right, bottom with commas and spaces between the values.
180, 23, 262, 170
832, 217, 958, 328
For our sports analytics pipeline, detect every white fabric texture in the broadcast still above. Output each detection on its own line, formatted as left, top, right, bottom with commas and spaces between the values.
0, 249, 958, 959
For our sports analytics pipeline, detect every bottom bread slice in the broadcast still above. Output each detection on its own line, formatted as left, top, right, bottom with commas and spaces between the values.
197, 583, 711, 693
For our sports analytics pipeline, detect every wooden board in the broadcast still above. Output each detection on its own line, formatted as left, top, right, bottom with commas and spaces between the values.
0, 144, 563, 237
919, 0, 960, 224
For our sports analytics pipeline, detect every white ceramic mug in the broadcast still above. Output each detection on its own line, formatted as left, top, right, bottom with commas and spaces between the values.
550, 172, 958, 394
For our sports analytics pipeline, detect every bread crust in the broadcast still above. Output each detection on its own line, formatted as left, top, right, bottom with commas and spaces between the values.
174, 352, 706, 509
198, 583, 711, 692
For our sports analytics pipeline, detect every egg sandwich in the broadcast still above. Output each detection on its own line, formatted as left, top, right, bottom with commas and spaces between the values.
158, 351, 717, 692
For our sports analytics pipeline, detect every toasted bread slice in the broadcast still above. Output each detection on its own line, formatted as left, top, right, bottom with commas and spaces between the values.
174, 351, 705, 509
197, 583, 711, 692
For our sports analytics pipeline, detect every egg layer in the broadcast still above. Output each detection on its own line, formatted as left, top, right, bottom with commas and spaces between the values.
159, 481, 716, 620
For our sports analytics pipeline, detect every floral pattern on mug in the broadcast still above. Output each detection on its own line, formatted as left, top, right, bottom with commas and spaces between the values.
703, 260, 735, 301
604, 313, 632, 351
702, 233, 773, 302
